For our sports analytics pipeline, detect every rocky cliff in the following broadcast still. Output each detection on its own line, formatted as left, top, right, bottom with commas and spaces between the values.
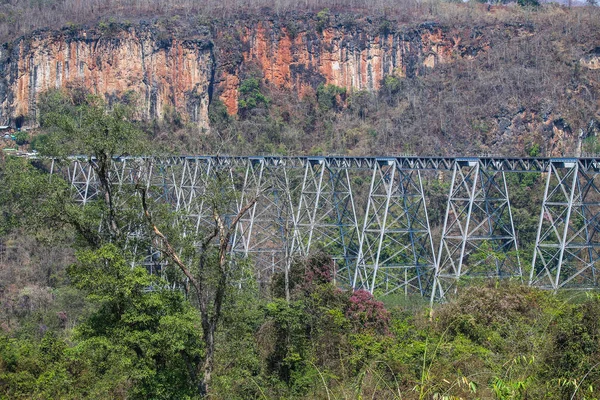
0, 13, 596, 157
0, 16, 480, 128
0, 24, 214, 130
215, 18, 486, 114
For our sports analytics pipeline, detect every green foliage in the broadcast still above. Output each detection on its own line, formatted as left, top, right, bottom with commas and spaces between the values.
263, 298, 311, 383
0, 88, 204, 398
208, 98, 231, 130
70, 244, 204, 399
316, 84, 346, 112
517, 0, 540, 7
212, 281, 265, 398
435, 284, 543, 346
379, 18, 393, 35
0, 157, 71, 235
316, 8, 330, 33
98, 17, 121, 35
539, 293, 600, 397
29, 134, 48, 151
383, 75, 402, 94
527, 142, 541, 157
583, 135, 600, 154
238, 77, 270, 117
38, 90, 149, 159
0, 245, 205, 399
13, 131, 28, 146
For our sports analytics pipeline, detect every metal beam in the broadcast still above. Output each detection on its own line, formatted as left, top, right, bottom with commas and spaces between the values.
41, 155, 600, 298
530, 160, 600, 289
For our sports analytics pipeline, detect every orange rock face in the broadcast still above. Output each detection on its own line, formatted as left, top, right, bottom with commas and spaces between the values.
1, 27, 213, 130
0, 20, 483, 127
217, 22, 465, 115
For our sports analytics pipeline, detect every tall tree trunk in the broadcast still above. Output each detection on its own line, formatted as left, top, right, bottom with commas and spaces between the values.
140, 186, 257, 397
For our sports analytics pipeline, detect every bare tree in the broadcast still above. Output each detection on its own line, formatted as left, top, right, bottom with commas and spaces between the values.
139, 181, 257, 396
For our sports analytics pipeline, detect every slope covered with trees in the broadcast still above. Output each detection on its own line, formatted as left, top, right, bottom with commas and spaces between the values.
1, 1, 600, 399
0, 88, 598, 399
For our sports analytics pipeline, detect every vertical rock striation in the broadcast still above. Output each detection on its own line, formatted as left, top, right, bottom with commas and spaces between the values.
0, 25, 213, 130
216, 20, 474, 115
0, 17, 480, 127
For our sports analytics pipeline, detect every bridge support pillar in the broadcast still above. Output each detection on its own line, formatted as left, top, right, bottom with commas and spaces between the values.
68, 159, 97, 204
290, 158, 361, 287
432, 159, 521, 301
231, 158, 296, 284
355, 159, 436, 296
530, 160, 600, 290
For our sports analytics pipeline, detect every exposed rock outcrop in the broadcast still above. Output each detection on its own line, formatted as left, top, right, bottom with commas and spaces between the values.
215, 19, 486, 114
0, 25, 213, 130
581, 47, 600, 70
0, 16, 484, 128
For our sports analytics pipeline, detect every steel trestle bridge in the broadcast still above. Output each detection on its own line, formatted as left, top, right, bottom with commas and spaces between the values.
52, 155, 600, 300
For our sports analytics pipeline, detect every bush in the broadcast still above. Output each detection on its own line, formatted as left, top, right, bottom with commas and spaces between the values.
14, 131, 28, 146
316, 84, 346, 112
316, 8, 330, 33
346, 289, 390, 335
238, 77, 270, 117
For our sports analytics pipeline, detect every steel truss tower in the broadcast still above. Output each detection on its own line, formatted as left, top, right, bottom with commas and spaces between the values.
67, 159, 99, 204
290, 157, 361, 286
433, 159, 521, 300
530, 159, 600, 289
355, 158, 436, 296
232, 157, 298, 283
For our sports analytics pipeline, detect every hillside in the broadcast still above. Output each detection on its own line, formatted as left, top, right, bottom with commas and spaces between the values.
0, 4, 598, 155
2, 2, 600, 399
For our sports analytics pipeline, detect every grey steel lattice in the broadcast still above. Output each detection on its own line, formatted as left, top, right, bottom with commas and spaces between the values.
231, 157, 299, 283
43, 155, 600, 299
354, 158, 436, 296
290, 157, 361, 287
530, 159, 600, 290
432, 159, 521, 300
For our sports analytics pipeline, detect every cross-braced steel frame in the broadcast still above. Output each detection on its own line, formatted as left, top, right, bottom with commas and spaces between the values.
432, 159, 521, 300
354, 158, 436, 296
46, 155, 600, 300
530, 159, 600, 290
231, 157, 298, 283
290, 157, 361, 286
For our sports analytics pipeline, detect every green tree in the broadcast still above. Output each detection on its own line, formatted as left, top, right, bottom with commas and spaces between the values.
140, 172, 257, 396
238, 77, 270, 117
70, 244, 203, 399
39, 89, 150, 244
0, 88, 209, 398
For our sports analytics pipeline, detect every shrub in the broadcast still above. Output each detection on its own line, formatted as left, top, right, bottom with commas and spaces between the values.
238, 77, 270, 117
14, 131, 28, 145
316, 8, 330, 33
346, 289, 391, 335
316, 84, 346, 112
